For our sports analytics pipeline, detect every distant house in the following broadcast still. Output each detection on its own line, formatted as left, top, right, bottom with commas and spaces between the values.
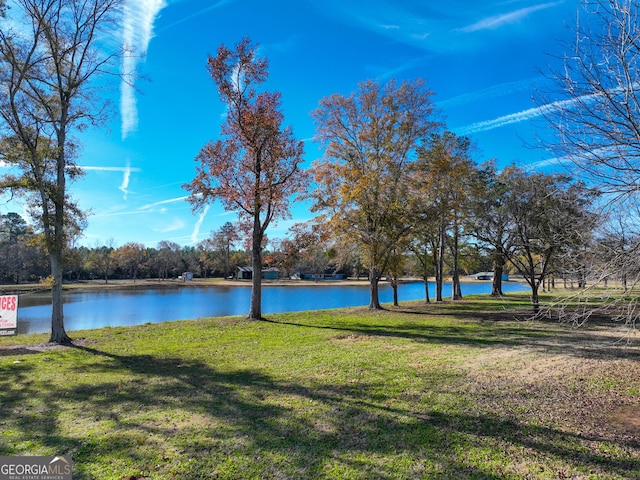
297, 269, 346, 281
472, 272, 509, 281
235, 266, 280, 280
262, 268, 280, 280
236, 266, 253, 280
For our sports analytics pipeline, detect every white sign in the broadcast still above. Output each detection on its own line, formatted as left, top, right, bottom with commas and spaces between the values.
0, 295, 18, 336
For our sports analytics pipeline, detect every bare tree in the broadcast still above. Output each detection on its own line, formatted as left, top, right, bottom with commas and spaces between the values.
0, 0, 122, 343
469, 163, 517, 297
543, 0, 640, 199
541, 0, 640, 327
500, 167, 597, 312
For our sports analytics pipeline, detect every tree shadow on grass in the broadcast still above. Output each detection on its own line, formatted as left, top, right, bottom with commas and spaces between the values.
265, 314, 640, 362
1, 342, 638, 479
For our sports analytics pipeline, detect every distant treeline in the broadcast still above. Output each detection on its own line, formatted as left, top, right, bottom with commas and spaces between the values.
1, 213, 495, 285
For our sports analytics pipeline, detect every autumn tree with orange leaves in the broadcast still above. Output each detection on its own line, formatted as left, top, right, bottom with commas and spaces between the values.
311, 79, 439, 309
184, 37, 307, 320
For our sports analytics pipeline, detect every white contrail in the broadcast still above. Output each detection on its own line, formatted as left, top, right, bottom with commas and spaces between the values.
437, 78, 537, 109
459, 2, 561, 33
455, 85, 628, 136
140, 194, 195, 211
119, 162, 133, 199
78, 165, 142, 172
456, 104, 546, 135
456, 96, 585, 136
120, 0, 167, 140
157, 0, 233, 32
190, 204, 210, 244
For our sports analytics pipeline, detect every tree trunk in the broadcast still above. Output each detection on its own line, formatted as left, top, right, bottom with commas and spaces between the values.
531, 283, 540, 313
249, 224, 263, 320
452, 272, 462, 300
491, 265, 504, 297
49, 133, 71, 345
451, 228, 462, 300
491, 251, 505, 297
369, 267, 381, 309
49, 253, 71, 344
436, 225, 445, 301
391, 276, 399, 307
225, 242, 230, 279
423, 277, 430, 304
530, 267, 540, 313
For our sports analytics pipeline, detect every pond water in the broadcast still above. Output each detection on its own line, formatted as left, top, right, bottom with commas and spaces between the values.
16, 281, 530, 334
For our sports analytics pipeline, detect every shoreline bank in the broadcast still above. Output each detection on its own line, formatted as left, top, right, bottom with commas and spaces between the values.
0, 276, 509, 296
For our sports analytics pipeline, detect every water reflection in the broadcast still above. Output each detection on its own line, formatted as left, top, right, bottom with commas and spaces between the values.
16, 281, 529, 334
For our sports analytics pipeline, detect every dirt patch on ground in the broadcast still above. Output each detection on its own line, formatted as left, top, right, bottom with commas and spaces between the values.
609, 406, 640, 435
331, 333, 377, 343
0, 338, 95, 356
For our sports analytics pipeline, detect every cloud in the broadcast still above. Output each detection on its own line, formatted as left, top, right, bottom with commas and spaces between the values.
77, 164, 140, 200
78, 165, 142, 172
119, 162, 133, 199
140, 194, 194, 211
437, 77, 539, 109
458, 2, 562, 33
190, 204, 210, 243
120, 0, 168, 140
455, 104, 545, 135
158, 217, 186, 233
267, 34, 299, 54
92, 209, 147, 218
454, 97, 578, 135
454, 86, 613, 136
308, 1, 567, 54
157, 0, 234, 32
367, 56, 428, 80
525, 155, 573, 171
526, 146, 616, 171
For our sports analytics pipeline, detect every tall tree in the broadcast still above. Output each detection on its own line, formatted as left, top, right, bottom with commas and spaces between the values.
407, 229, 435, 304
211, 222, 239, 279
500, 167, 597, 312
468, 163, 514, 297
0, 212, 29, 283
87, 239, 116, 284
116, 242, 146, 281
412, 132, 477, 301
154, 240, 182, 280
311, 78, 438, 309
0, 0, 121, 344
184, 37, 307, 320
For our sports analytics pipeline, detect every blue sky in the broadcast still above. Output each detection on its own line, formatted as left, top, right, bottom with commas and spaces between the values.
4, 0, 582, 248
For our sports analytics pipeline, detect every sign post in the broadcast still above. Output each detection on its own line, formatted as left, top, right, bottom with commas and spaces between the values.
0, 295, 18, 336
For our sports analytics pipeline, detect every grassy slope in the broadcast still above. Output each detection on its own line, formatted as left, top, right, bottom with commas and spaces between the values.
0, 295, 639, 479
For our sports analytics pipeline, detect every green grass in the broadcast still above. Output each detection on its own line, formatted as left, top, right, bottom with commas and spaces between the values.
1, 294, 639, 479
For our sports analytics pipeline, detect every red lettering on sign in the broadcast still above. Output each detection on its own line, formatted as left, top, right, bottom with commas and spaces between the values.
0, 296, 17, 311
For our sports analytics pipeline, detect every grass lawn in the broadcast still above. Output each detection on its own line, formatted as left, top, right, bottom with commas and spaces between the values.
0, 294, 638, 479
